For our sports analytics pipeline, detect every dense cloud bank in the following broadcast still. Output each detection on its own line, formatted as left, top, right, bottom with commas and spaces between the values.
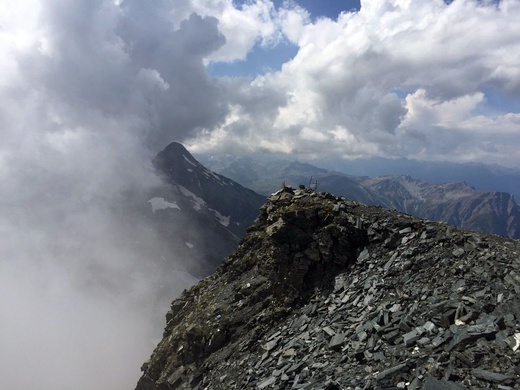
2, 1, 520, 168
0, 1, 222, 389
188, 0, 520, 167
0, 0, 519, 389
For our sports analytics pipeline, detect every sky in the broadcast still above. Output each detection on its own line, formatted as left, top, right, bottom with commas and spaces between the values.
0, 1, 519, 389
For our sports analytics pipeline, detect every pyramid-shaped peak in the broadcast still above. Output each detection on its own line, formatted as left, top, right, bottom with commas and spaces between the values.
157, 142, 200, 165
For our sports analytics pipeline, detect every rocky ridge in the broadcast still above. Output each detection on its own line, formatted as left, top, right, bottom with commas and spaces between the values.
136, 187, 520, 389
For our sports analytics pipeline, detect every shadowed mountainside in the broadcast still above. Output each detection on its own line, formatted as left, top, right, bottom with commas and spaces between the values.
143, 143, 266, 277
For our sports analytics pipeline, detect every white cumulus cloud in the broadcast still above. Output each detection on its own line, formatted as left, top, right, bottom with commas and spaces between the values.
189, 0, 520, 165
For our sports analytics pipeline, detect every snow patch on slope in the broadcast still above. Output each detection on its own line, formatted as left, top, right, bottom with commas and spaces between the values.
148, 198, 181, 213
177, 185, 230, 226
202, 167, 227, 186
183, 155, 197, 167
210, 208, 230, 227
178, 185, 206, 211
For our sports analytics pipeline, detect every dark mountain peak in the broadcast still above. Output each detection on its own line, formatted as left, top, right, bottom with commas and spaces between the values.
153, 142, 209, 193
160, 141, 189, 153
158, 142, 201, 166
137, 188, 520, 389
154, 141, 237, 197
152, 142, 266, 239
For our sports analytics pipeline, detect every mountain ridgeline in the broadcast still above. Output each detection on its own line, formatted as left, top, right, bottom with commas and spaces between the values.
199, 156, 520, 239
136, 186, 520, 389
360, 175, 520, 239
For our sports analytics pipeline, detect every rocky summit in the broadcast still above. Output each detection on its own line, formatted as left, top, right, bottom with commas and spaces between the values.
136, 187, 520, 390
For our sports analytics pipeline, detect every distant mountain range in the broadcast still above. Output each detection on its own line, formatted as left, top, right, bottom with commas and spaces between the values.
198, 156, 520, 239
315, 156, 520, 201
199, 154, 520, 201
360, 175, 519, 239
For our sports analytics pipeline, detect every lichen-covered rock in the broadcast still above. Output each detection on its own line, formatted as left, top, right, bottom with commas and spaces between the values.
136, 188, 520, 389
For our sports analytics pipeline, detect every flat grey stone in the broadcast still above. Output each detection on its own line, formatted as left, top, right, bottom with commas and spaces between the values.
423, 377, 468, 389
452, 248, 465, 257
471, 369, 515, 384
263, 338, 279, 351
374, 362, 409, 380
329, 333, 345, 349
257, 376, 276, 389
403, 328, 423, 346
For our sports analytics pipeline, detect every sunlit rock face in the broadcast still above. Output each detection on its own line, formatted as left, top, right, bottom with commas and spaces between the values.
136, 186, 520, 389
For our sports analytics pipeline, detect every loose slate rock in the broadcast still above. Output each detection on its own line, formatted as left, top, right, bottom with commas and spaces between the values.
423, 377, 469, 390
135, 188, 520, 390
257, 376, 276, 389
471, 369, 515, 384
328, 333, 345, 349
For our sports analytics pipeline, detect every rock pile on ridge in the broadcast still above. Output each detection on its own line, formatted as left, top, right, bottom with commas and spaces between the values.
136, 188, 520, 389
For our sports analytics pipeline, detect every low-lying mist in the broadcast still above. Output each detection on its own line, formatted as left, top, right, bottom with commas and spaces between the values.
0, 143, 200, 389
0, 1, 224, 388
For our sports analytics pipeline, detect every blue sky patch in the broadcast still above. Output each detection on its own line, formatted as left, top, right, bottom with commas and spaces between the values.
208, 40, 299, 77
